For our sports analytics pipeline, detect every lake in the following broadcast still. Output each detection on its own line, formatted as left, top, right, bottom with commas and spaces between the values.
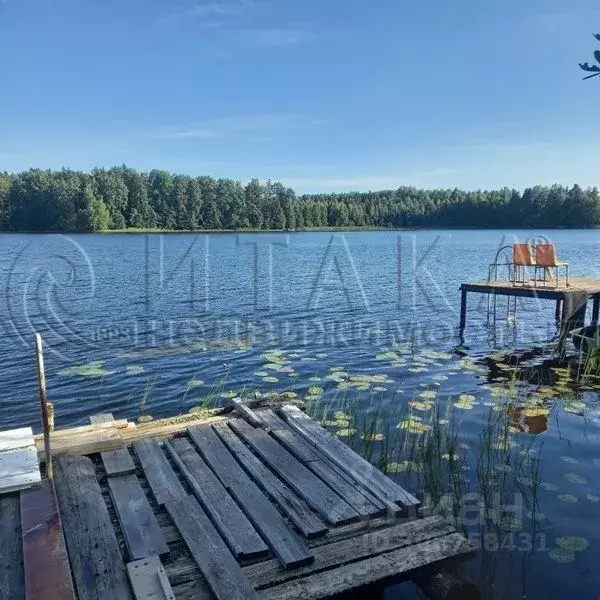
1, 229, 599, 599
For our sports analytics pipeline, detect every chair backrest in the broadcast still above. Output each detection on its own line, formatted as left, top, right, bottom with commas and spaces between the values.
535, 244, 558, 267
513, 243, 534, 266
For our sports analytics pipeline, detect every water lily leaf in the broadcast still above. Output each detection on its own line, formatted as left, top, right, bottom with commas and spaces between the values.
187, 378, 204, 387
556, 536, 589, 552
59, 361, 114, 377
263, 376, 279, 383
558, 494, 578, 504
563, 473, 587, 484
549, 547, 576, 563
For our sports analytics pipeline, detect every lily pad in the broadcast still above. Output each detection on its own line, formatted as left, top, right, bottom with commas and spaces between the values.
556, 536, 589, 552
549, 547, 576, 563
59, 361, 114, 377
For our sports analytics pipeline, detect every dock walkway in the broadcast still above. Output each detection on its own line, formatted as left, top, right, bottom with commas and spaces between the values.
459, 277, 600, 334
0, 405, 476, 600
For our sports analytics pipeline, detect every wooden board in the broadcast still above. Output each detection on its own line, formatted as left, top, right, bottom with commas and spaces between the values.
89, 414, 137, 477
20, 479, 76, 600
107, 474, 169, 560
281, 405, 420, 511
127, 556, 175, 600
166, 438, 267, 560
258, 410, 384, 517
213, 423, 328, 539
102, 449, 136, 476
228, 419, 358, 525
0, 447, 41, 495
90, 413, 115, 425
133, 439, 187, 505
0, 493, 24, 600
165, 494, 259, 600
261, 532, 476, 600
189, 425, 314, 568
0, 427, 34, 452
245, 515, 454, 590
54, 456, 132, 600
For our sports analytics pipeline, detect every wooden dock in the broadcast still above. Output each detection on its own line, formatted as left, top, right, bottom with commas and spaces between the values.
0, 405, 477, 600
460, 277, 600, 334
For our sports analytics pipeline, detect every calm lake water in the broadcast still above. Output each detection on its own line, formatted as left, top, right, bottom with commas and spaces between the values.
1, 229, 599, 599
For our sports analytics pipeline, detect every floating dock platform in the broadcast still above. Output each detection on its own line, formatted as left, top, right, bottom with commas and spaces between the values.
0, 404, 477, 600
459, 278, 600, 334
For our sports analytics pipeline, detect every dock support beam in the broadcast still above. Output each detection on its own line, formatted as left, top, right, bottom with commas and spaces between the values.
459, 289, 467, 333
592, 295, 600, 326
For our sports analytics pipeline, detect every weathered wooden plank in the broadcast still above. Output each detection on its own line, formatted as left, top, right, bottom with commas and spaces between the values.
258, 410, 384, 517
261, 412, 393, 514
262, 532, 477, 600
127, 555, 175, 600
51, 420, 130, 437
90, 413, 115, 425
165, 495, 259, 600
166, 438, 267, 560
133, 439, 187, 505
228, 419, 358, 525
232, 399, 265, 428
102, 449, 136, 476
213, 423, 328, 539
0, 428, 34, 452
281, 405, 420, 511
54, 455, 132, 600
0, 493, 24, 600
245, 515, 454, 589
20, 479, 76, 600
108, 474, 169, 560
0, 447, 41, 494
189, 425, 314, 568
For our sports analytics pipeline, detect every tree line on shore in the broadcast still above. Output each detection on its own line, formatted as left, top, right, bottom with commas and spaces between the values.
0, 167, 598, 232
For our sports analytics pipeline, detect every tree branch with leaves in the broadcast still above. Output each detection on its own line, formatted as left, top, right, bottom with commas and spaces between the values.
580, 34, 600, 79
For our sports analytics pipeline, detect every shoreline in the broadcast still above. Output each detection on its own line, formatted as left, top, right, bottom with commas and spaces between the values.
1, 225, 599, 235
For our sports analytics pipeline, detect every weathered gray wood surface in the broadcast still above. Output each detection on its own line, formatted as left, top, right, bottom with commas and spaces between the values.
108, 474, 169, 560
166, 438, 267, 559
102, 449, 136, 476
0, 446, 41, 495
281, 405, 420, 511
0, 493, 24, 600
0, 427, 34, 451
21, 479, 76, 600
55, 456, 132, 600
245, 515, 454, 590
213, 423, 328, 539
228, 419, 358, 525
232, 399, 265, 428
165, 495, 260, 600
89, 413, 115, 425
133, 439, 187, 505
257, 409, 383, 516
89, 414, 136, 476
189, 424, 314, 568
261, 532, 476, 600
127, 555, 175, 600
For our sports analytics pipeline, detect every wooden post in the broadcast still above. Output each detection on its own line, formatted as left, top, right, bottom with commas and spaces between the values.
555, 297, 562, 323
592, 295, 600, 326
459, 289, 468, 332
35, 333, 53, 480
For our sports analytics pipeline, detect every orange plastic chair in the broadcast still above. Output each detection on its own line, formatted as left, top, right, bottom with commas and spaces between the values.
512, 243, 535, 285
534, 244, 569, 287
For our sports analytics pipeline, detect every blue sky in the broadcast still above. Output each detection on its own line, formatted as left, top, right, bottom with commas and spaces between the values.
1, 0, 599, 193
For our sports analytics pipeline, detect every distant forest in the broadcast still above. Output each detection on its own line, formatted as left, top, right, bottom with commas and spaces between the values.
0, 168, 598, 232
